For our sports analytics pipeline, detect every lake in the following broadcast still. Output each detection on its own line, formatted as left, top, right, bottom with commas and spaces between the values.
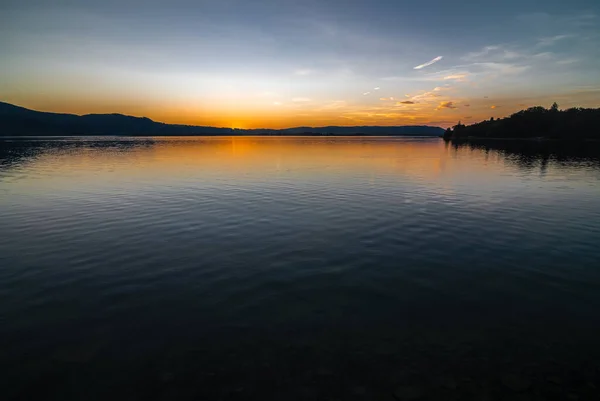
1, 136, 600, 400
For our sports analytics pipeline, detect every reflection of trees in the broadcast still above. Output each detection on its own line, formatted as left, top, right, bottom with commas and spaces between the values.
0, 138, 155, 171
451, 139, 600, 172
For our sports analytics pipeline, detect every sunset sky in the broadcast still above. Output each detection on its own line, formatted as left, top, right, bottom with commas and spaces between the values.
1, 0, 599, 128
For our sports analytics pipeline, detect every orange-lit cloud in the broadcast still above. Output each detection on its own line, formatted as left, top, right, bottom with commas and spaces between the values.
437, 101, 457, 110
444, 74, 468, 82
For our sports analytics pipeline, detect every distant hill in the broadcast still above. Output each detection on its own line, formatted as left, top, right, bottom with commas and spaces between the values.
0, 101, 444, 137
444, 103, 600, 140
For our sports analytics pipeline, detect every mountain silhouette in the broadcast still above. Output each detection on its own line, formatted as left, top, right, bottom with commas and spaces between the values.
0, 101, 444, 137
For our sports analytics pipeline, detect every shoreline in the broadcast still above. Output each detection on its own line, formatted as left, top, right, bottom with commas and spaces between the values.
0, 134, 443, 139
449, 137, 600, 142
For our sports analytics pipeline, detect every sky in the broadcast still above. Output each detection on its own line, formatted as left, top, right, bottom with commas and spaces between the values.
1, 0, 599, 128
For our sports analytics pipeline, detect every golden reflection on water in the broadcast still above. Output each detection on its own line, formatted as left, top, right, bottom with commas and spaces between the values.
4, 137, 585, 194
145, 137, 449, 178
18, 137, 453, 175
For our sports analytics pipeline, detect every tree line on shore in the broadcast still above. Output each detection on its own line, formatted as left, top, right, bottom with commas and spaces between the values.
443, 103, 600, 140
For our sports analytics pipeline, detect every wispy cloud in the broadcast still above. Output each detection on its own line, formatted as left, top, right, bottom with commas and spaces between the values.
397, 101, 416, 105
471, 62, 531, 75
537, 34, 573, 47
409, 88, 444, 102
380, 97, 395, 101
437, 101, 456, 110
316, 100, 347, 111
532, 52, 554, 59
462, 46, 500, 61
414, 56, 443, 70
443, 74, 468, 82
363, 91, 371, 95
385, 57, 529, 83
556, 58, 579, 65
463, 45, 524, 63
374, 87, 380, 90
393, 45, 536, 87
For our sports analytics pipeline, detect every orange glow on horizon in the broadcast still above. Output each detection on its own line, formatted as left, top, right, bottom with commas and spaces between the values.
4, 90, 600, 129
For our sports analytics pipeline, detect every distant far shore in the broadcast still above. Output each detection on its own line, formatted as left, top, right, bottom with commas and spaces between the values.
0, 134, 444, 138
3, 135, 600, 141
0, 101, 444, 137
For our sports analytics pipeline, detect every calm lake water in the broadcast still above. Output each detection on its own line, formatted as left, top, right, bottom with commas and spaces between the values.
1, 137, 600, 400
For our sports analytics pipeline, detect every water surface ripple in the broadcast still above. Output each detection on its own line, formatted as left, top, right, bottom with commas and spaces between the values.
1, 137, 600, 400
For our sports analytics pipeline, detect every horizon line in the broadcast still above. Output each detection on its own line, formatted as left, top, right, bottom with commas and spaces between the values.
0, 100, 447, 130
3, 100, 594, 131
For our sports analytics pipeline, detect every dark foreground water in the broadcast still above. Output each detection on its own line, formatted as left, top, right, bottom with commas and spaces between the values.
1, 137, 600, 401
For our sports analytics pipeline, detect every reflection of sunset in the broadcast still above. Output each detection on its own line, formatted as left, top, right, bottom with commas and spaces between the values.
12, 137, 531, 193
4, 137, 598, 226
